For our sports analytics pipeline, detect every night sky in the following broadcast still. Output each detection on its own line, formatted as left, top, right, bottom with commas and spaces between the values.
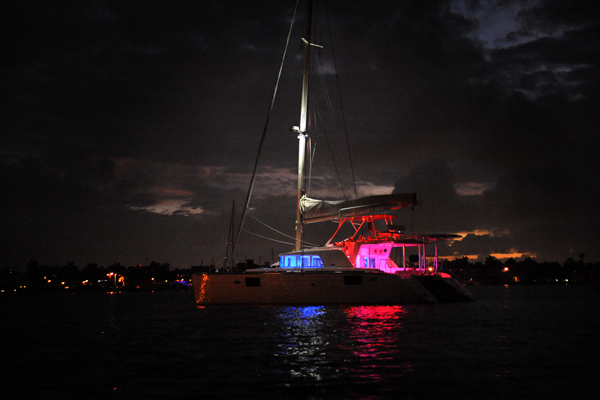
2, 0, 599, 270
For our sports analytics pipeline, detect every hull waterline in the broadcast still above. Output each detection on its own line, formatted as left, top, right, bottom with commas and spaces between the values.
192, 269, 474, 305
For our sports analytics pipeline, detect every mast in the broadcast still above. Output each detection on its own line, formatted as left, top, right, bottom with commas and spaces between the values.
224, 200, 235, 270
295, 0, 313, 251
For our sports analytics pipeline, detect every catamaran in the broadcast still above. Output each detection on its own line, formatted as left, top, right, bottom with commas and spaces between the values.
191, 0, 475, 305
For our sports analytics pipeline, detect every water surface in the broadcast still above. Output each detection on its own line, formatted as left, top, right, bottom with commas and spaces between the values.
2, 285, 598, 399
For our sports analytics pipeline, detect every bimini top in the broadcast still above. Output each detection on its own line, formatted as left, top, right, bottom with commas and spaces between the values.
300, 193, 420, 223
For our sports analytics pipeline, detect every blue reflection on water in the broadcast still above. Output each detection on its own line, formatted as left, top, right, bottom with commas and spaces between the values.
273, 306, 331, 383
301, 305, 325, 318
294, 305, 325, 318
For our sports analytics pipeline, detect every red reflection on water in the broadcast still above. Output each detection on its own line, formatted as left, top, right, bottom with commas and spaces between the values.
345, 305, 405, 322
344, 306, 405, 351
341, 305, 412, 380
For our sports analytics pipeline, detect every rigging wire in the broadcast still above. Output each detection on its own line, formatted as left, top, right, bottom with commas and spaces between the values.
241, 228, 323, 249
241, 229, 297, 246
307, 12, 347, 199
231, 0, 299, 268
314, 101, 346, 198
315, 56, 333, 109
307, 1, 356, 200
307, 134, 314, 196
211, 256, 228, 270
247, 212, 319, 247
224, 200, 235, 269
307, 139, 316, 196
324, 1, 358, 198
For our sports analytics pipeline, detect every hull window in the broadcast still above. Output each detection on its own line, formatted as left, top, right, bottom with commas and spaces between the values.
245, 277, 261, 287
344, 275, 363, 285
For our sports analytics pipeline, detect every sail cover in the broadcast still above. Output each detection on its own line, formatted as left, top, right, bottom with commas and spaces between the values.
300, 193, 419, 223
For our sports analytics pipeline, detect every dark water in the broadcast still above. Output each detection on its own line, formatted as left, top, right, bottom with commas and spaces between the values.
2, 285, 599, 399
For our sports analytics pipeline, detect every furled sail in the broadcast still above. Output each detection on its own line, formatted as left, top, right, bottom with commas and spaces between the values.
300, 193, 420, 223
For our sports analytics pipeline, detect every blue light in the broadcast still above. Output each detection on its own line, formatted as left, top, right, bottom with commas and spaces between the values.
279, 254, 324, 269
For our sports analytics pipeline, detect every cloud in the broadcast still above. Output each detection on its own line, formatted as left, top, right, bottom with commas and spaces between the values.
454, 182, 494, 196
130, 199, 205, 217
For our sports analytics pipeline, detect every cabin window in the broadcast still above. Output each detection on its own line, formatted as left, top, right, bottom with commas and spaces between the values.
279, 255, 324, 269
286, 256, 295, 267
245, 277, 261, 287
344, 275, 363, 285
363, 257, 375, 269
300, 256, 310, 267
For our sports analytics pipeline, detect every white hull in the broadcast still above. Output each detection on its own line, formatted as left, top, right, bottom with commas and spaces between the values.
192, 269, 473, 305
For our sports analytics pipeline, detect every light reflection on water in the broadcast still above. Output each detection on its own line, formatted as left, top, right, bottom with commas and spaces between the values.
273, 305, 411, 388
275, 306, 328, 382
3, 286, 600, 399
339, 306, 413, 386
